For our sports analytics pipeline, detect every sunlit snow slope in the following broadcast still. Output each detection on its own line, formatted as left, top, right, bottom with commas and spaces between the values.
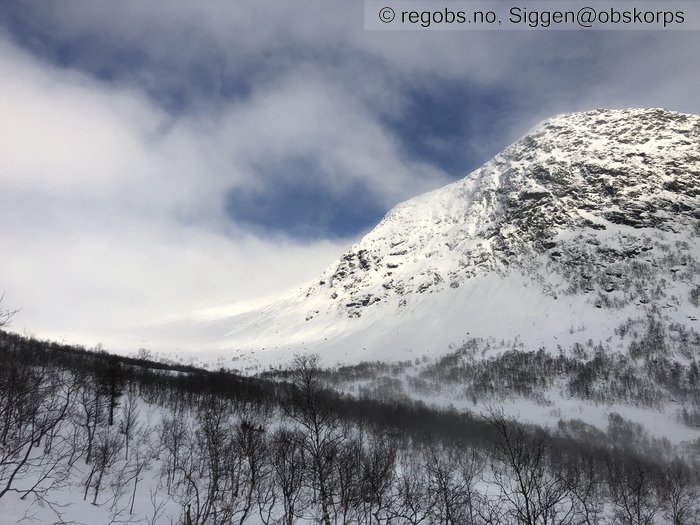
177, 108, 700, 367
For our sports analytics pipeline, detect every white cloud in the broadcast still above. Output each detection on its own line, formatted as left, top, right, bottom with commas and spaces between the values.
207, 65, 452, 205
0, 37, 354, 349
0, 25, 452, 351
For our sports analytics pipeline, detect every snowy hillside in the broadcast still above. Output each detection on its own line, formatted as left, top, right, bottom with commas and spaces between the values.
1, 333, 699, 525
176, 108, 700, 368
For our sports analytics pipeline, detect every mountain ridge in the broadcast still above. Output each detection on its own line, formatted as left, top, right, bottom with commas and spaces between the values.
177, 108, 700, 367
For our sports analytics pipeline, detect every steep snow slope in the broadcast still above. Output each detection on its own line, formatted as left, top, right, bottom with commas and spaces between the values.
176, 108, 700, 367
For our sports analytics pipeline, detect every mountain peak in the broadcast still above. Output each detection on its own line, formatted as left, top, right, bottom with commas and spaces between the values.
201, 108, 700, 365
311, 107, 699, 296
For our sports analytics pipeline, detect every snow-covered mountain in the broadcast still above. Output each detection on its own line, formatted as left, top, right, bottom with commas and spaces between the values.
190, 108, 700, 367
4, 108, 699, 525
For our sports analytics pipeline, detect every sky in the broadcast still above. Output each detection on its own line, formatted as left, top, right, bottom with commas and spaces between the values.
1, 0, 699, 352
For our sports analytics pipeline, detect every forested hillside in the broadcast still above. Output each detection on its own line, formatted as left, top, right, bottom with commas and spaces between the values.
1, 329, 699, 524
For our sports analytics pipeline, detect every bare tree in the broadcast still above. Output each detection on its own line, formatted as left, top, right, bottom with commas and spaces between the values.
0, 292, 19, 329
333, 434, 362, 525
0, 362, 75, 501
657, 459, 698, 525
234, 419, 268, 525
484, 407, 575, 525
84, 428, 122, 504
158, 411, 188, 493
196, 397, 228, 524
565, 453, 605, 525
126, 427, 154, 515
255, 442, 280, 525
454, 444, 487, 525
423, 441, 485, 525
75, 374, 106, 465
359, 432, 399, 525
269, 426, 306, 525
286, 353, 345, 525
166, 419, 208, 525
118, 382, 140, 461
390, 447, 436, 525
146, 485, 169, 525
605, 456, 661, 525
110, 408, 156, 517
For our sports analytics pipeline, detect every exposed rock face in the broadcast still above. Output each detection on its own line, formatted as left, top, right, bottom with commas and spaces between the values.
306, 108, 700, 318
